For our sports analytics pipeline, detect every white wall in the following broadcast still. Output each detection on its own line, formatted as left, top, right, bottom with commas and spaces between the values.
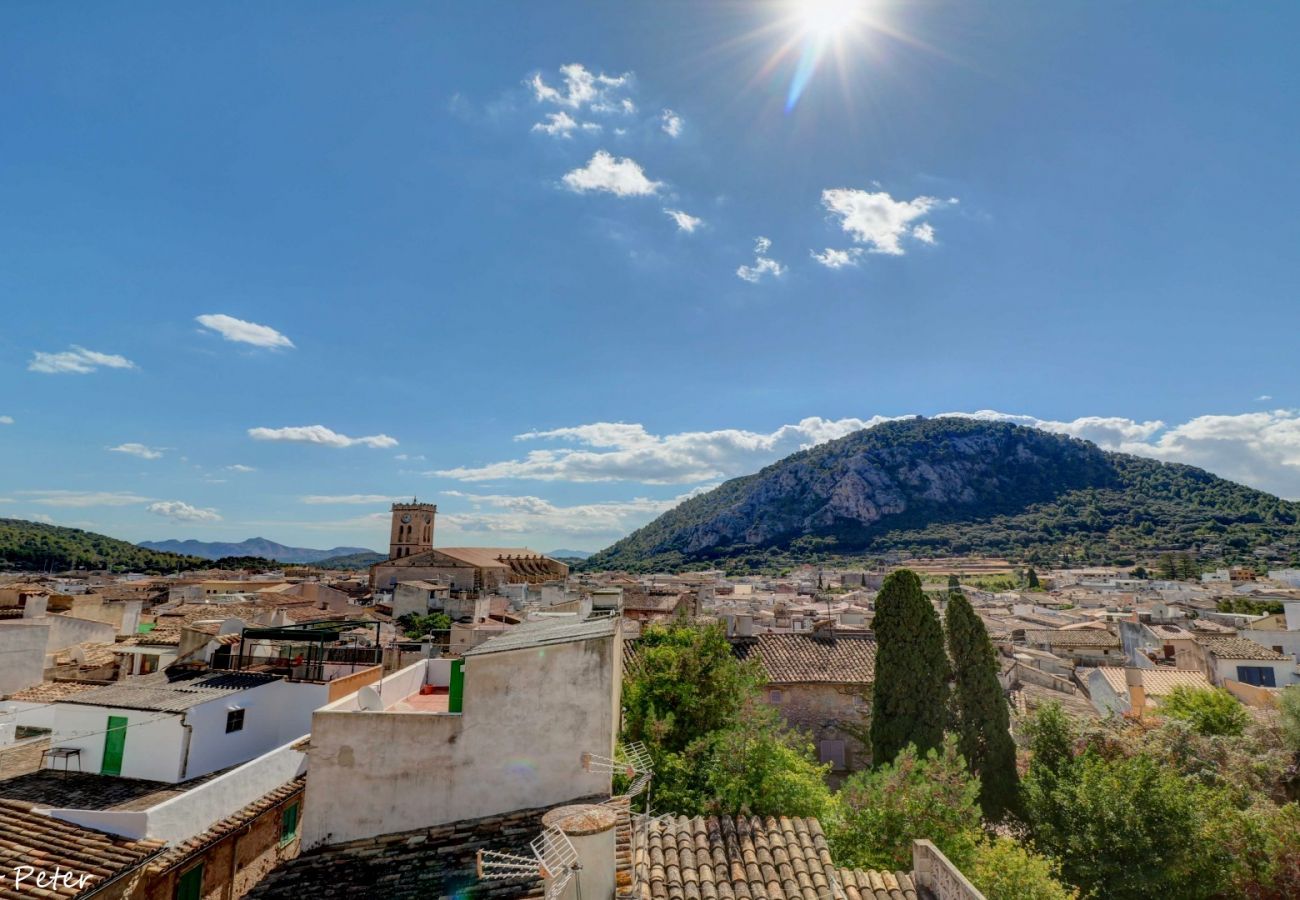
182, 680, 326, 780
0, 621, 50, 696
1212, 657, 1298, 688
303, 628, 620, 847
46, 705, 187, 781
44, 614, 118, 652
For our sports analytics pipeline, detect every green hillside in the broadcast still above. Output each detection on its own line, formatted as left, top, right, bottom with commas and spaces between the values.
0, 518, 207, 573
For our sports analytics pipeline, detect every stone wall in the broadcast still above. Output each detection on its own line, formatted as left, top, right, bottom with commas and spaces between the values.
0, 735, 49, 779
764, 682, 870, 773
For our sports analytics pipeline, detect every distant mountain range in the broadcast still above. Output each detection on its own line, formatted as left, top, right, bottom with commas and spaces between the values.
547, 549, 593, 560
0, 518, 207, 573
584, 417, 1300, 573
137, 537, 380, 564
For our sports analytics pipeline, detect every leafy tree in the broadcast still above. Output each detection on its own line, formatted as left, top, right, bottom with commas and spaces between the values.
1130, 566, 1148, 580
870, 569, 949, 765
1158, 553, 1178, 580
396, 612, 450, 640
830, 736, 982, 872
622, 621, 763, 755
948, 573, 961, 591
689, 706, 832, 819
946, 592, 1019, 819
1158, 685, 1250, 737
1025, 567, 1040, 589
1025, 748, 1229, 899
970, 836, 1078, 900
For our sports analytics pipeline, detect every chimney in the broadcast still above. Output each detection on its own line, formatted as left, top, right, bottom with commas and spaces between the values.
735, 614, 753, 638
1125, 667, 1146, 718
541, 803, 619, 900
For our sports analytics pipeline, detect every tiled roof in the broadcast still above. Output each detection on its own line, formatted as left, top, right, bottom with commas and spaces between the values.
732, 633, 876, 685
1092, 667, 1213, 698
247, 794, 619, 900
58, 670, 282, 712
1198, 637, 1290, 661
632, 813, 912, 900
6, 680, 102, 703
1022, 629, 1119, 648
149, 777, 305, 873
0, 768, 226, 811
0, 799, 163, 898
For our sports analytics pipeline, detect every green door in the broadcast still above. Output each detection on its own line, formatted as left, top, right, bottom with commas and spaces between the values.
101, 716, 128, 776
176, 863, 203, 900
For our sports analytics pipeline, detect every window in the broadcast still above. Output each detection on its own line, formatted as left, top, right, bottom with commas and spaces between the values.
1236, 666, 1277, 687
280, 802, 300, 847
768, 689, 783, 703
818, 740, 846, 769
225, 709, 245, 733
176, 864, 203, 900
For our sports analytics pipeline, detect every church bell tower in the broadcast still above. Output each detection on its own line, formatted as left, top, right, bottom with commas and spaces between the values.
389, 500, 436, 559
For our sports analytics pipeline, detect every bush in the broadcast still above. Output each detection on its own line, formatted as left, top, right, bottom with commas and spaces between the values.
829, 735, 982, 872
970, 837, 1077, 900
1158, 685, 1250, 736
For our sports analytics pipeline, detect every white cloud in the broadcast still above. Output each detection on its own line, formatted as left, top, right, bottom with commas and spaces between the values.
532, 111, 580, 137
394, 453, 426, 462
664, 209, 702, 233
820, 187, 954, 255
146, 500, 222, 523
1258, 395, 1274, 402
196, 313, 294, 349
440, 489, 705, 539
301, 494, 407, 505
28, 346, 136, 375
810, 247, 863, 269
20, 490, 152, 508
29, 513, 54, 524
429, 409, 1300, 499
0, 416, 12, 425
528, 63, 632, 113
225, 464, 256, 473
737, 236, 786, 283
661, 109, 683, 137
248, 425, 398, 449
108, 443, 164, 460
562, 150, 661, 197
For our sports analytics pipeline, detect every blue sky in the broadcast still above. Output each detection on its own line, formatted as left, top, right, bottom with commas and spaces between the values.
2, 1, 1299, 553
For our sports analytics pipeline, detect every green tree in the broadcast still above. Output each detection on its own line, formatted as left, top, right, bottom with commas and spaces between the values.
948, 573, 961, 591
830, 736, 982, 872
870, 569, 949, 765
622, 620, 763, 755
395, 612, 450, 639
1025, 748, 1229, 899
1279, 686, 1300, 752
1026, 567, 1040, 589
946, 592, 1019, 819
691, 706, 832, 819
1158, 553, 1177, 580
970, 836, 1078, 900
1158, 685, 1250, 737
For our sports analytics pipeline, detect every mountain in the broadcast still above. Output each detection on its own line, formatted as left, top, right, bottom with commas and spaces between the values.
547, 549, 593, 560
0, 519, 207, 572
137, 537, 379, 565
584, 417, 1300, 573
312, 551, 387, 570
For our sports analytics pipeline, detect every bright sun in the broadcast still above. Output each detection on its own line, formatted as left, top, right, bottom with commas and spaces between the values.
794, 0, 864, 39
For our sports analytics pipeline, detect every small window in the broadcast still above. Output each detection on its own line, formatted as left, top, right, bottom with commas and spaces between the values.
176, 863, 203, 900
819, 740, 847, 769
280, 802, 300, 847
225, 709, 245, 733
1236, 666, 1277, 687
768, 689, 783, 703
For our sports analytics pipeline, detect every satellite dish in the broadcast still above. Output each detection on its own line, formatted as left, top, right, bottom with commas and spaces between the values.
357, 685, 383, 711
70, 646, 88, 665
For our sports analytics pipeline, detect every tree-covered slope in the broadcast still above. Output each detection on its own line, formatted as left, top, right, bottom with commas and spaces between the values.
0, 518, 207, 572
584, 418, 1300, 572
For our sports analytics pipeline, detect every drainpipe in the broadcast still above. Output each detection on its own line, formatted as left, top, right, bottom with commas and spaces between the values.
179, 713, 194, 780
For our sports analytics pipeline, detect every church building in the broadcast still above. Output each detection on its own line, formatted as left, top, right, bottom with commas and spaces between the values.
369, 501, 569, 592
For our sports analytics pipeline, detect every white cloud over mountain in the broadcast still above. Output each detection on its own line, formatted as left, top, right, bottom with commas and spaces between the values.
440, 489, 706, 538
430, 410, 1300, 499
196, 314, 294, 349
146, 500, 222, 523
248, 425, 398, 449
562, 151, 661, 196
28, 346, 136, 375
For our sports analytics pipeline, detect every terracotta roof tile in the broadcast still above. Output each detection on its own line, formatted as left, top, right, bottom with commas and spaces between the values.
732, 633, 876, 685
1198, 636, 1291, 661
1022, 629, 1120, 648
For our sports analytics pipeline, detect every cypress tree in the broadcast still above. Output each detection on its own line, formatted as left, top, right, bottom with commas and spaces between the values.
946, 591, 1019, 819
869, 569, 949, 766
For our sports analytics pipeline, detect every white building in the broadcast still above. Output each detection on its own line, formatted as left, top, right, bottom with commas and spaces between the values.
302, 616, 622, 848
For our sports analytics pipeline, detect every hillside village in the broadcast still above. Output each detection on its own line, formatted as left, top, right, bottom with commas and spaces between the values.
1, 501, 1299, 899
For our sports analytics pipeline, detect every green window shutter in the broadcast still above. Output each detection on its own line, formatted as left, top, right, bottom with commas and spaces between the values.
176, 863, 203, 900
280, 802, 300, 846
101, 716, 128, 776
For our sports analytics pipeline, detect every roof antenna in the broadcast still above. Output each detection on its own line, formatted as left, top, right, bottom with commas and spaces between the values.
581, 740, 655, 814
477, 826, 579, 900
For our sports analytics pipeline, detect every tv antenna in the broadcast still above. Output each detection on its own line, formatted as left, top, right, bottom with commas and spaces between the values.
476, 826, 579, 900
581, 740, 654, 809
